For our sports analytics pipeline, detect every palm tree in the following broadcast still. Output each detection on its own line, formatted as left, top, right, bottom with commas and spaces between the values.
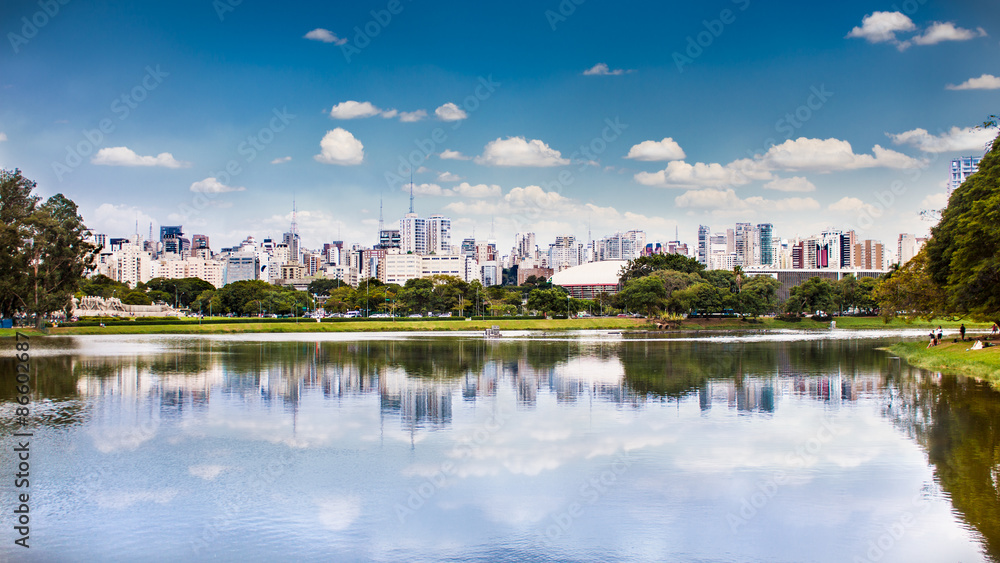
733, 265, 745, 293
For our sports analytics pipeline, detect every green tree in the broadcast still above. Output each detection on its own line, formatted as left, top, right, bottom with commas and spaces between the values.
875, 250, 946, 322
0, 169, 39, 319
526, 287, 568, 316
23, 193, 97, 326
738, 276, 780, 318
145, 277, 214, 308
924, 132, 1000, 321
618, 275, 668, 317
619, 253, 705, 284
785, 277, 836, 315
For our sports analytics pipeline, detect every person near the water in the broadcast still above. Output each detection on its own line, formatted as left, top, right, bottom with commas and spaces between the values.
937, 326, 943, 341
961, 324, 967, 341
992, 323, 998, 335
928, 331, 937, 348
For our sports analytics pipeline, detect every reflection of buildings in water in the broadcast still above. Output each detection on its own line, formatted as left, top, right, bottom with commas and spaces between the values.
697, 372, 887, 414
379, 367, 453, 431
74, 357, 215, 418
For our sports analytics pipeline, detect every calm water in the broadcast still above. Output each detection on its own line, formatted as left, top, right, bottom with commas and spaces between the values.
2, 330, 1000, 562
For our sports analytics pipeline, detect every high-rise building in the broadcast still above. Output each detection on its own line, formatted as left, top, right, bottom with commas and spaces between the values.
698, 225, 710, 265
854, 239, 885, 270
757, 224, 773, 267
191, 234, 210, 258
950, 156, 982, 196
897, 233, 927, 266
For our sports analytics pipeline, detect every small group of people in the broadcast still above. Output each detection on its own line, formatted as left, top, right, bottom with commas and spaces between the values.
928, 326, 945, 347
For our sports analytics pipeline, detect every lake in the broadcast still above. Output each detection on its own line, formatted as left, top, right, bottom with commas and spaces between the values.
2, 329, 999, 562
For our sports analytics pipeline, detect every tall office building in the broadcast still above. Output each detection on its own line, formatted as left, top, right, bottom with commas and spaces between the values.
949, 156, 982, 196
757, 224, 773, 267
697, 225, 710, 265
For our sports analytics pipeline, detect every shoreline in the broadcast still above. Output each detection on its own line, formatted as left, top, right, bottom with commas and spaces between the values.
0, 316, 988, 337
887, 340, 1000, 388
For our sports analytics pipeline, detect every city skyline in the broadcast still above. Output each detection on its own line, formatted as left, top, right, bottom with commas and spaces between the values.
2, 1, 998, 252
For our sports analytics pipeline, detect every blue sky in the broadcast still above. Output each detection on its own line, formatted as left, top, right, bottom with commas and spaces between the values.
1, 0, 998, 253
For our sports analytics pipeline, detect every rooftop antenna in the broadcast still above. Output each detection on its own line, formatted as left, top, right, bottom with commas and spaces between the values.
291, 196, 298, 235
675, 225, 679, 242
378, 193, 384, 243
490, 216, 495, 241
409, 171, 414, 214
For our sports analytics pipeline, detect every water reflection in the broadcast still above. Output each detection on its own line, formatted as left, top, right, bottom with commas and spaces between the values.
0, 334, 998, 562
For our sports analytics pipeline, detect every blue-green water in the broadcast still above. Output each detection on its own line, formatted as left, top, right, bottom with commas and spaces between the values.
2, 330, 998, 562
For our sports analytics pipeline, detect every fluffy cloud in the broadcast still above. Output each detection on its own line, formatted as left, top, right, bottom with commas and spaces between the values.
625, 138, 686, 161
674, 188, 819, 213
634, 160, 767, 188
270, 156, 291, 164
88, 203, 158, 237
314, 128, 364, 165
0, 132, 7, 142
946, 74, 1000, 91
190, 177, 245, 193
439, 149, 470, 160
910, 22, 986, 46
328, 100, 383, 119
828, 196, 880, 217
434, 102, 467, 122
475, 137, 570, 167
304, 28, 347, 45
437, 171, 463, 182
887, 126, 995, 153
763, 176, 817, 192
582, 63, 632, 76
91, 146, 190, 168
401, 181, 501, 198
398, 110, 427, 122
846, 11, 915, 44
920, 192, 948, 210
757, 137, 923, 172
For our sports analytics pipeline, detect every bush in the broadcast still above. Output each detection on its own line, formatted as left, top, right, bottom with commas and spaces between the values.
775, 313, 801, 322
810, 314, 833, 322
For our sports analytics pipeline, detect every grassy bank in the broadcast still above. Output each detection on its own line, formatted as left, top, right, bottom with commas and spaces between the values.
888, 340, 1000, 386
678, 317, 990, 331
44, 317, 646, 335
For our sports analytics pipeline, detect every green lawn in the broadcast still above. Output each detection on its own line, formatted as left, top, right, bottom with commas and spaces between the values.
678, 316, 990, 331
888, 340, 1000, 387
43, 317, 646, 335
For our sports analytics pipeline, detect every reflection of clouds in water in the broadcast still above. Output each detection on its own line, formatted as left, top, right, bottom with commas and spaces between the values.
90, 426, 158, 453
316, 495, 362, 531
96, 489, 178, 509
188, 464, 226, 480
557, 356, 624, 385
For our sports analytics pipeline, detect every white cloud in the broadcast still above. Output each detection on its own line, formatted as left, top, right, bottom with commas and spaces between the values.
317, 496, 362, 531
188, 465, 226, 481
674, 188, 819, 213
0, 132, 6, 142
314, 128, 364, 165
946, 74, 1000, 91
582, 63, 632, 76
887, 126, 995, 153
475, 137, 570, 167
625, 138, 686, 161
270, 156, 292, 164
329, 100, 382, 119
398, 110, 427, 122
190, 177, 246, 193
846, 11, 915, 44
634, 160, 765, 188
757, 137, 923, 172
439, 149, 470, 160
921, 192, 948, 210
91, 146, 190, 168
87, 203, 158, 238
910, 22, 985, 46
763, 176, 817, 192
451, 182, 501, 198
829, 196, 880, 217
380, 109, 398, 119
402, 181, 500, 198
304, 28, 347, 45
437, 171, 463, 182
434, 102, 467, 122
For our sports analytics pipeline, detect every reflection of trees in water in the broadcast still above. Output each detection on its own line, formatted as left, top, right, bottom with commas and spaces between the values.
3, 337, 910, 430
883, 365, 1000, 561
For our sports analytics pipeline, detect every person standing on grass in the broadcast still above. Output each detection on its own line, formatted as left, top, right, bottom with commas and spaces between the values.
992, 323, 998, 336
937, 326, 943, 341
961, 324, 967, 341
